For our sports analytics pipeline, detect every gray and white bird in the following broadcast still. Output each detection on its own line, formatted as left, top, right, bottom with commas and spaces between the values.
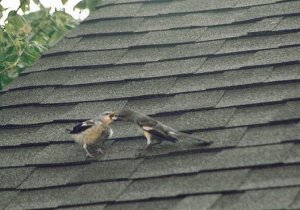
114, 109, 212, 149
67, 111, 116, 157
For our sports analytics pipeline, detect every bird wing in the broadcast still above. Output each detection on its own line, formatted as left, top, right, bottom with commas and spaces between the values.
102, 126, 113, 139
136, 116, 178, 142
69, 119, 95, 134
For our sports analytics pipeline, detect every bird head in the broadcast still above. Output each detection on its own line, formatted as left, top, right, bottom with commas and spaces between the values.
100, 111, 117, 122
113, 109, 135, 121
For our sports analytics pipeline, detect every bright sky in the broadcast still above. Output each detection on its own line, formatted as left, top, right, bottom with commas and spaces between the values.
0, 0, 90, 25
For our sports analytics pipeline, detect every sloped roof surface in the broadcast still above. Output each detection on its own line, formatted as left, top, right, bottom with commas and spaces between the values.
1, 0, 300, 209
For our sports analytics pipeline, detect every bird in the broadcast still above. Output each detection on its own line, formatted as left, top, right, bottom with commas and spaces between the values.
113, 109, 212, 149
66, 111, 116, 157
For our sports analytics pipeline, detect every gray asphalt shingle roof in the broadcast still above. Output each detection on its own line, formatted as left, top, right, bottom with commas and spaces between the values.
1, 0, 300, 209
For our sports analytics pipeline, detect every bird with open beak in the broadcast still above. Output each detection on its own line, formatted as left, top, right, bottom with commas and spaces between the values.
67, 111, 117, 157
113, 109, 212, 149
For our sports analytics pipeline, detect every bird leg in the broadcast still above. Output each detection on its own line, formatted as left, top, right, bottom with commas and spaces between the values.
83, 143, 94, 157
144, 131, 153, 150
150, 139, 162, 147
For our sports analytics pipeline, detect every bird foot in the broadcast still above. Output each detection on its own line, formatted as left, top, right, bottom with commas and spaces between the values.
96, 148, 105, 155
85, 152, 95, 158
84, 148, 95, 158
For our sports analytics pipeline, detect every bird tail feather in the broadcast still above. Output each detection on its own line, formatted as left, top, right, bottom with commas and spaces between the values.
170, 131, 212, 146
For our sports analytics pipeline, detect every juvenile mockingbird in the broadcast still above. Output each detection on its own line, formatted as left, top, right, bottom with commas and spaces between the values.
67, 111, 116, 157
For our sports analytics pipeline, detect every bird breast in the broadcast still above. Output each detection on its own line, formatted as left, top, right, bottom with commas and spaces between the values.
84, 124, 110, 145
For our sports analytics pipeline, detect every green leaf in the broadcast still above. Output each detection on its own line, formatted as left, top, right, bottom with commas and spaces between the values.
20, 0, 31, 13
0, 4, 4, 12
74, 0, 99, 11
5, 13, 27, 37
0, 3, 77, 90
61, 0, 68, 5
32, 0, 40, 5
0, 5, 5, 19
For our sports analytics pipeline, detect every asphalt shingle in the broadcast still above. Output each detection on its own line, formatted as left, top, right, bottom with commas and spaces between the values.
102, 139, 145, 160
131, 151, 217, 178
0, 146, 45, 167
241, 1, 300, 21
44, 37, 81, 55
250, 46, 300, 66
43, 77, 176, 104
134, 27, 206, 46
216, 82, 300, 108
86, 3, 142, 20
63, 181, 130, 205
69, 18, 144, 37
41, 82, 125, 104
31, 144, 86, 165
62, 50, 127, 67
239, 123, 300, 146
248, 16, 283, 33
7, 186, 78, 210
136, 15, 186, 32
142, 57, 206, 76
1, 0, 300, 209
32, 122, 75, 143
0, 126, 41, 147
125, 90, 224, 115
120, 77, 176, 96
285, 143, 300, 164
66, 57, 205, 85
241, 165, 300, 190
7, 69, 75, 89
211, 187, 300, 210
0, 87, 54, 107
0, 167, 34, 189
0, 191, 19, 209
172, 108, 235, 130
72, 159, 142, 183
227, 103, 286, 127
266, 64, 300, 82
124, 95, 173, 115
105, 198, 180, 210
60, 204, 105, 210
290, 190, 300, 209
19, 165, 83, 189
192, 127, 246, 148
274, 15, 300, 31
135, 1, 173, 17
72, 34, 143, 51
217, 32, 300, 54
186, 8, 244, 25
198, 17, 282, 42
118, 169, 249, 201
62, 100, 127, 120
166, 0, 239, 13
133, 145, 292, 178
235, 0, 283, 7
205, 143, 292, 170
23, 54, 69, 73
174, 194, 221, 210
173, 67, 272, 93
0, 105, 75, 125
273, 100, 300, 122
197, 53, 254, 73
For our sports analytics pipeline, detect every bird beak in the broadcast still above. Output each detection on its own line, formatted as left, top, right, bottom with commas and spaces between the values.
109, 112, 118, 120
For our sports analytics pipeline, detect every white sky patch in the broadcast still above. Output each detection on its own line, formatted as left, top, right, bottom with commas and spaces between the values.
0, 0, 90, 25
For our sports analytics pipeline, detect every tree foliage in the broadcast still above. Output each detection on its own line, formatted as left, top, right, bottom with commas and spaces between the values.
0, 0, 99, 89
